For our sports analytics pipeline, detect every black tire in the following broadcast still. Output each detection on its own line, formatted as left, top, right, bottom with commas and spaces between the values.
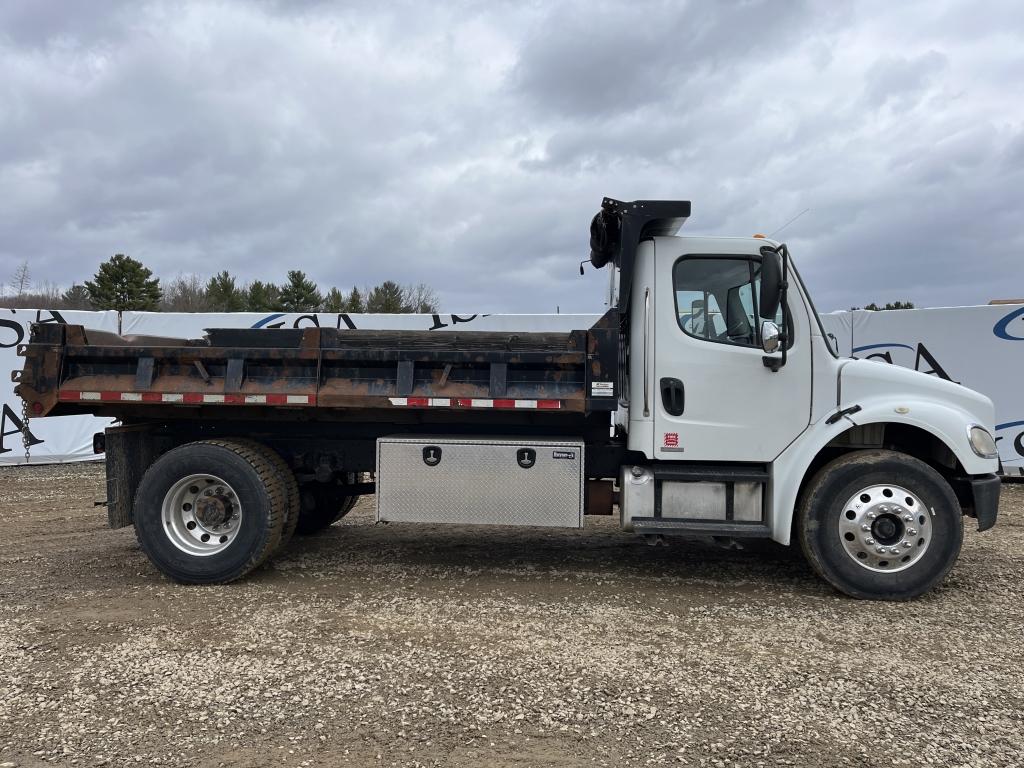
798, 449, 963, 600
134, 440, 287, 584
233, 440, 300, 549
294, 479, 358, 536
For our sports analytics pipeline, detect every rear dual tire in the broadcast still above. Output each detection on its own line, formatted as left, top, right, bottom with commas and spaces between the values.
134, 440, 287, 584
294, 479, 359, 535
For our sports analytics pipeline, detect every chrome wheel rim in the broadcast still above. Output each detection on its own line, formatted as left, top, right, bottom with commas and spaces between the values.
161, 474, 243, 556
838, 484, 932, 573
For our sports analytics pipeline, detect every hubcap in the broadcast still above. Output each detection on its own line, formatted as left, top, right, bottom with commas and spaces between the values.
161, 474, 243, 556
838, 484, 932, 573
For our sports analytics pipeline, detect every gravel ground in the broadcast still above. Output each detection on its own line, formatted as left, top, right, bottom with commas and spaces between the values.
0, 463, 1022, 768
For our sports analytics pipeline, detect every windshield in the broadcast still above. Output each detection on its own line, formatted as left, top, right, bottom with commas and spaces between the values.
784, 249, 838, 358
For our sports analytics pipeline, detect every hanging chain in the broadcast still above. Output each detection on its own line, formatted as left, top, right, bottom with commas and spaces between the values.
21, 397, 32, 464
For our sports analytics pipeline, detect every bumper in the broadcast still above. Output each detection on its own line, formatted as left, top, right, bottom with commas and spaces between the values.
957, 474, 1001, 532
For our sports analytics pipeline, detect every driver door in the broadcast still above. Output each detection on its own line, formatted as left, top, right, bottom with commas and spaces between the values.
652, 243, 812, 462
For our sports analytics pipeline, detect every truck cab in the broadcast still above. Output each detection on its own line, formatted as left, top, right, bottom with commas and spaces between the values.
590, 199, 1000, 598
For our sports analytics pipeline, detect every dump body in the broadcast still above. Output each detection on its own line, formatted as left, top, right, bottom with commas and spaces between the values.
15, 311, 620, 422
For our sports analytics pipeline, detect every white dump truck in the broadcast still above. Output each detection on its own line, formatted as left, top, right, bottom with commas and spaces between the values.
14, 198, 1001, 599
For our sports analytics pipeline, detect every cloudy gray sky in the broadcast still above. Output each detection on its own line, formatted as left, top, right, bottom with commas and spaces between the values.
1, 0, 1021, 313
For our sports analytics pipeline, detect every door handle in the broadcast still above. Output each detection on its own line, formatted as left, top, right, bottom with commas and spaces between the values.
642, 288, 650, 417
660, 377, 685, 416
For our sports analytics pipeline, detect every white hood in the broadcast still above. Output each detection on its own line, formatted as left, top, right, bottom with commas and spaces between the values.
839, 358, 995, 429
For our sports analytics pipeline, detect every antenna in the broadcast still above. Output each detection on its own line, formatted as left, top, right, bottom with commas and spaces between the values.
768, 208, 810, 238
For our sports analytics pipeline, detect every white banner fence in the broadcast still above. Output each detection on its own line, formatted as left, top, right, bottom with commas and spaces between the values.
4, 305, 1023, 473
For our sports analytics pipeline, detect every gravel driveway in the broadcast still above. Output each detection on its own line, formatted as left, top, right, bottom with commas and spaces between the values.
1, 463, 1021, 767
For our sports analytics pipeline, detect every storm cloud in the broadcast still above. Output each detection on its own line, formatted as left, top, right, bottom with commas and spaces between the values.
1, 0, 1021, 312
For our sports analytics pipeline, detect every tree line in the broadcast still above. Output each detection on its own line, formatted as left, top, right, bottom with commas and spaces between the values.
2, 254, 439, 314
850, 301, 916, 311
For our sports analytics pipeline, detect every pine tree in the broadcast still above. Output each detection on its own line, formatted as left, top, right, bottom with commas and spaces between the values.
61, 284, 92, 310
244, 280, 283, 312
323, 287, 346, 313
366, 281, 406, 313
278, 271, 323, 312
84, 254, 162, 311
206, 271, 245, 312
346, 286, 365, 313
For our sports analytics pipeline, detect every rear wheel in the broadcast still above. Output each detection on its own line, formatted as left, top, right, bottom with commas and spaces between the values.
798, 449, 963, 600
294, 477, 359, 535
134, 440, 286, 584
233, 440, 301, 549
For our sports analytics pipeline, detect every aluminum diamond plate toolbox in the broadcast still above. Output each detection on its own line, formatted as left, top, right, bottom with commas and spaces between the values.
376, 436, 584, 528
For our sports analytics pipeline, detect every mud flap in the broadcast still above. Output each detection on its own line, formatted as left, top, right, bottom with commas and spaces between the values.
104, 427, 158, 529
968, 474, 1001, 532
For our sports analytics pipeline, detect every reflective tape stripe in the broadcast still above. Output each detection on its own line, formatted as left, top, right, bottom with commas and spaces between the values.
57, 391, 314, 405
388, 397, 562, 410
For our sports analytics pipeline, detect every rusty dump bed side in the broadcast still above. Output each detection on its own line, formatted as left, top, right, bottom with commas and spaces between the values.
14, 311, 619, 421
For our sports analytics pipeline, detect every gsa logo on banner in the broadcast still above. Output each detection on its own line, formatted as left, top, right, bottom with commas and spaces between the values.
993, 306, 1024, 341
995, 420, 1024, 462
851, 342, 956, 382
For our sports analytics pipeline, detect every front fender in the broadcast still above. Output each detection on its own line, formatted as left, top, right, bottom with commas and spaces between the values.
847, 400, 997, 477
769, 400, 998, 546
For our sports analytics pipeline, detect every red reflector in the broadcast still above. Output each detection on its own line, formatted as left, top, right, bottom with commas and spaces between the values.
32, 401, 44, 415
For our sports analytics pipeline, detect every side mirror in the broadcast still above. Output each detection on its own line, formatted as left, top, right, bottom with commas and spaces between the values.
759, 249, 782, 319
761, 320, 781, 353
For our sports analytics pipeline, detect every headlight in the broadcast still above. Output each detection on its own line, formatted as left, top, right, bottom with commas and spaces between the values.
967, 425, 998, 459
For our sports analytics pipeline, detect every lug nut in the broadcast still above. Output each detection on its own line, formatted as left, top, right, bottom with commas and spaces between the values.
876, 546, 886, 554
907, 528, 917, 536
865, 538, 875, 545
861, 524, 871, 531
903, 514, 913, 522
867, 511, 877, 520
890, 548, 901, 555
903, 542, 912, 549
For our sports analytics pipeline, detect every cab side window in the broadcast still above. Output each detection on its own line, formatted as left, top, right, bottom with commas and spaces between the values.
674, 257, 781, 347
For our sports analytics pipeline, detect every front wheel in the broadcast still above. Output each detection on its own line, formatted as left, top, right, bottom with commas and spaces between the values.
797, 449, 963, 600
